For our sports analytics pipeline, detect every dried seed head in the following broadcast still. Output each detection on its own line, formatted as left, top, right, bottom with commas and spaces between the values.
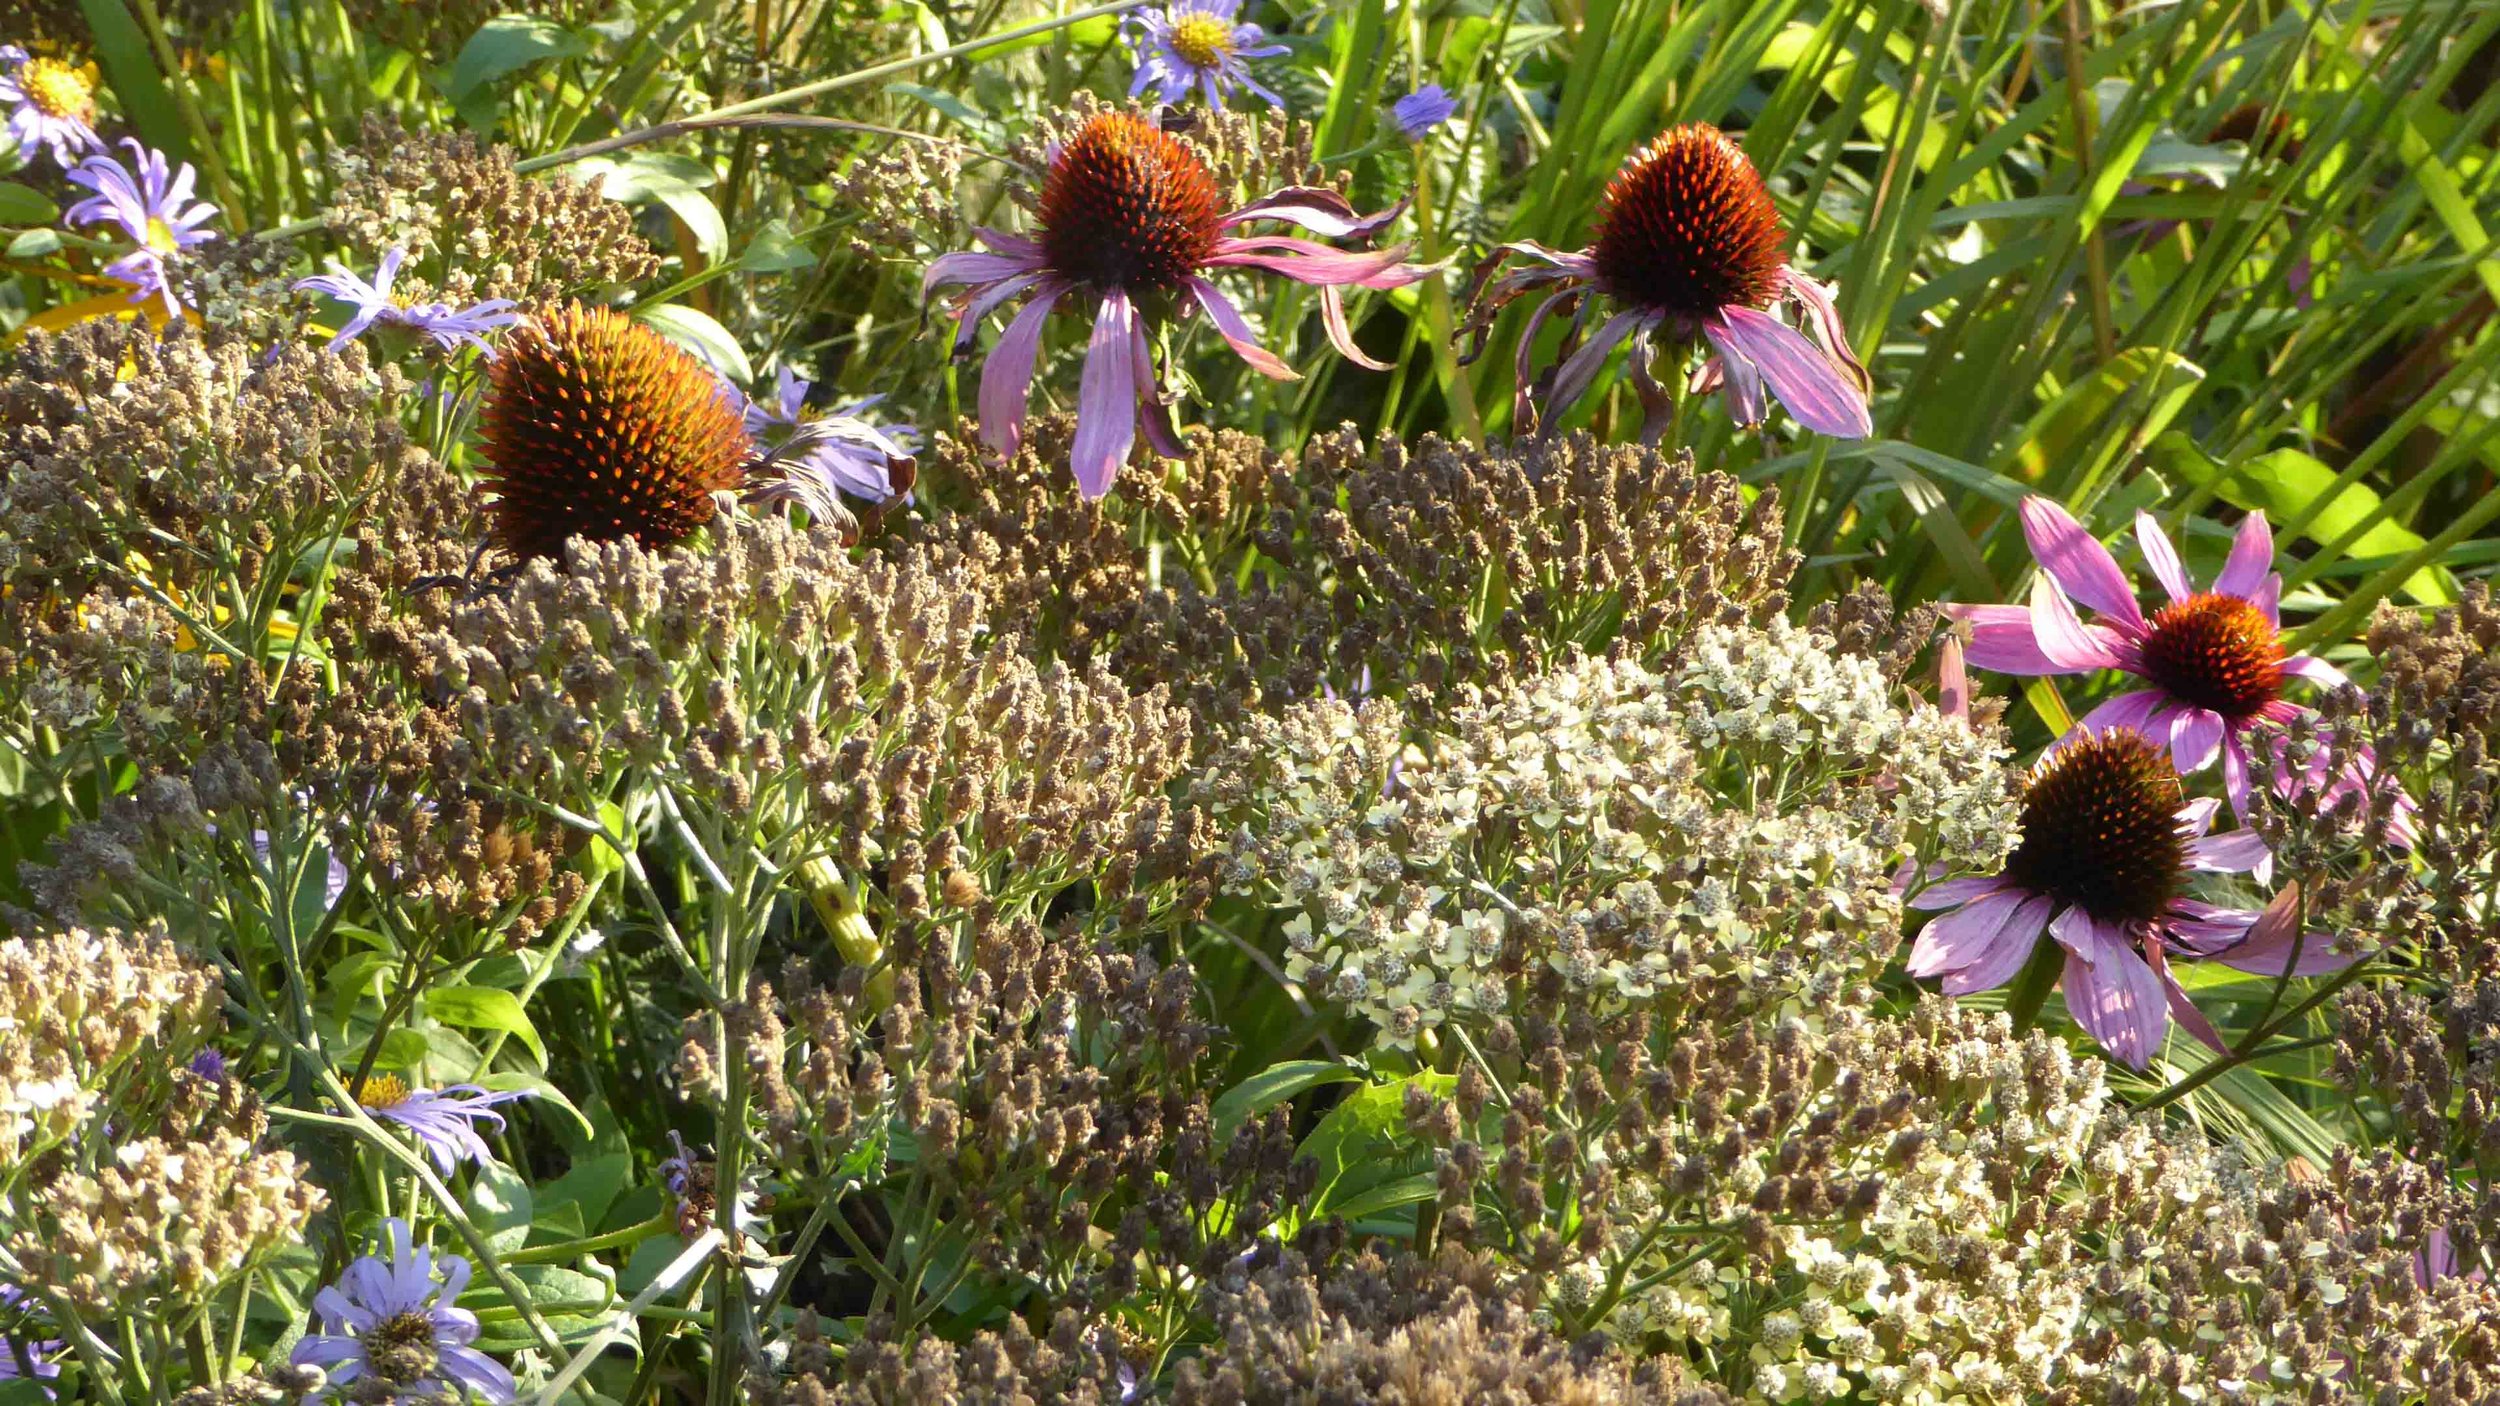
1589, 123, 1788, 320
2003, 728, 2188, 925
478, 303, 751, 559
1039, 112, 1225, 292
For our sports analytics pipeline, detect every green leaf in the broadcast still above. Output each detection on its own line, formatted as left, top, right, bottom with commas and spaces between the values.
737, 219, 818, 274
535, 1151, 632, 1233
0, 183, 58, 226
77, 0, 188, 160
448, 15, 589, 102
633, 303, 752, 383
1297, 1072, 1451, 1217
1326, 1171, 1440, 1222
5, 229, 61, 258
425, 985, 548, 1066
1212, 1059, 1360, 1145
470, 1160, 534, 1254
0, 1379, 55, 1406
2200, 448, 2451, 607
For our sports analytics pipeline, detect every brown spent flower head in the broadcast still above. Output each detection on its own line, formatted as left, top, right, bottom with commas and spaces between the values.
1038, 112, 1225, 292
2139, 591, 2287, 721
478, 303, 751, 560
2003, 727, 2188, 925
1590, 123, 1788, 320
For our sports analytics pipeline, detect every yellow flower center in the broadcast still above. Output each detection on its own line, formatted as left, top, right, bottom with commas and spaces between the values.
1168, 14, 1234, 68
144, 217, 180, 255
355, 1073, 411, 1110
21, 58, 95, 124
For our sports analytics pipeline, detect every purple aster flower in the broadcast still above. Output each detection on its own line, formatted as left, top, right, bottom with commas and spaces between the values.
1907, 727, 2349, 1070
1125, 0, 1288, 109
0, 46, 102, 168
1465, 122, 1870, 441
354, 1074, 532, 1175
0, 1286, 61, 1400
740, 366, 918, 524
1943, 497, 2413, 835
293, 247, 521, 357
1389, 84, 1457, 142
924, 111, 1431, 498
63, 139, 218, 315
188, 1048, 228, 1084
289, 1218, 516, 1403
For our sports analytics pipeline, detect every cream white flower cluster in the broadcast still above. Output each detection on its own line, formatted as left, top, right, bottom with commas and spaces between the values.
0, 923, 220, 1168
1205, 624, 2018, 1046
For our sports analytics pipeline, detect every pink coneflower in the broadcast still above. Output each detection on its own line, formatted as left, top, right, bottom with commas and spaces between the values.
1909, 728, 2344, 1069
1948, 497, 2407, 831
923, 111, 1430, 498
1465, 123, 1871, 441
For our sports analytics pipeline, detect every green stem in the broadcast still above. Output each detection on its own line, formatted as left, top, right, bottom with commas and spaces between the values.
2003, 934, 2064, 1035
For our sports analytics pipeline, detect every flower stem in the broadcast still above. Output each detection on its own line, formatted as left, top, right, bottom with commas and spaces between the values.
2003, 934, 2064, 1034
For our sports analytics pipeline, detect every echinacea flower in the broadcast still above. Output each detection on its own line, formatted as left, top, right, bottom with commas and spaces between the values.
355, 1073, 532, 1174
64, 139, 217, 314
1390, 85, 1457, 142
741, 366, 918, 523
925, 110, 1429, 497
477, 302, 752, 559
293, 247, 520, 356
289, 1218, 516, 1403
1949, 497, 2407, 829
1908, 727, 2346, 1069
0, 46, 101, 168
1465, 122, 1871, 441
1125, 0, 1287, 109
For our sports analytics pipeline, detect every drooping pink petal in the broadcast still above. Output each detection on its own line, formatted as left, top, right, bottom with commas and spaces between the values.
1186, 277, 1297, 380
1318, 285, 1393, 371
1946, 603, 2086, 677
2179, 796, 2222, 838
971, 225, 1044, 258
1206, 239, 1432, 289
2252, 572, 2282, 629
924, 248, 1048, 300
2145, 938, 2229, 1056
2278, 654, 2351, 690
1700, 306, 1871, 438
1937, 636, 1970, 722
1907, 886, 2032, 978
2213, 509, 2276, 600
1222, 186, 1407, 239
1513, 288, 1582, 430
2186, 826, 2274, 876
2020, 497, 2147, 633
2169, 707, 2226, 773
1709, 344, 1768, 428
2134, 512, 2194, 603
1907, 875, 2014, 912
1131, 314, 1189, 462
1547, 308, 1651, 417
2212, 883, 2354, 978
2030, 572, 2125, 671
976, 284, 1064, 455
951, 271, 1050, 354
1069, 292, 1140, 499
2076, 688, 2168, 738
2053, 908, 2167, 1069
1775, 266, 1872, 395
1941, 895, 2054, 996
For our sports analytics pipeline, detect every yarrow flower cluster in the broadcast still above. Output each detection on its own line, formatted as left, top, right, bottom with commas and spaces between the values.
1206, 621, 2014, 1044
